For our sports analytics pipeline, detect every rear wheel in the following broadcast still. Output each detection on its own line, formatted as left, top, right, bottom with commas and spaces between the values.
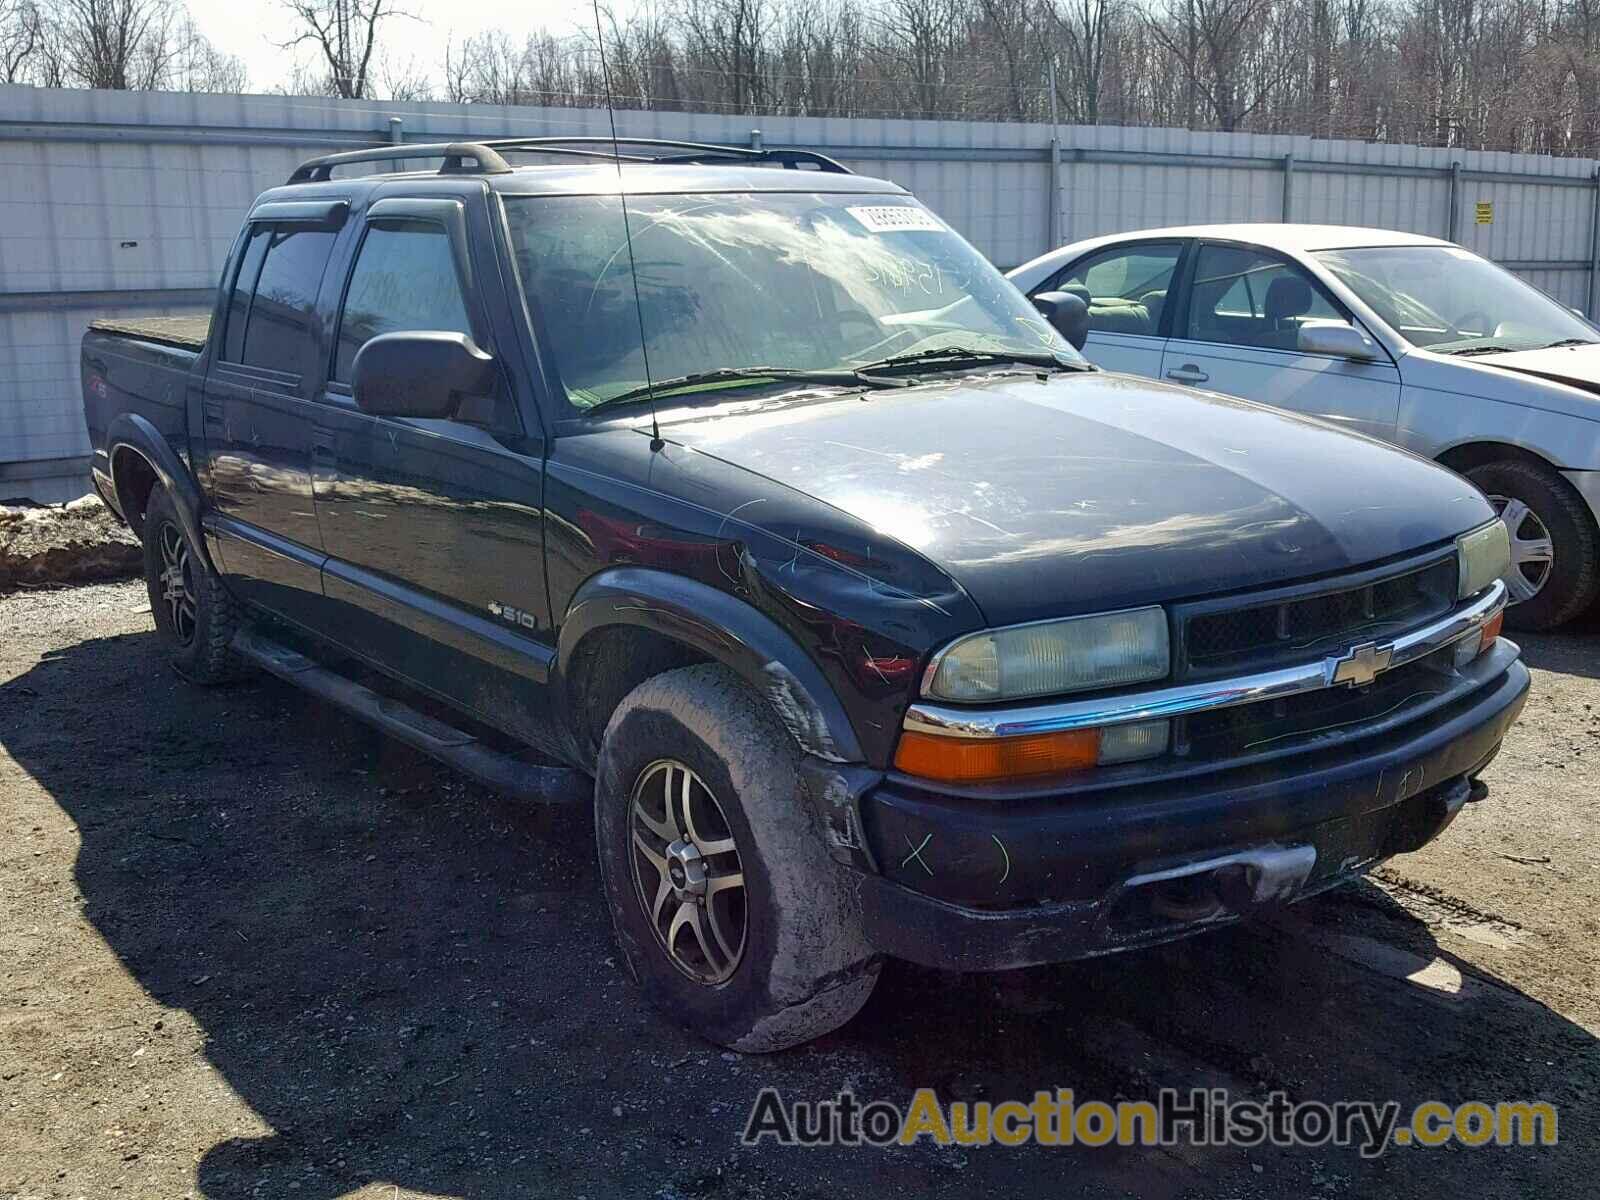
1466, 460, 1599, 631
142, 488, 243, 683
594, 664, 879, 1052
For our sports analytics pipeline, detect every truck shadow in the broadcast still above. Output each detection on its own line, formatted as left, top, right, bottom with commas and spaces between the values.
2, 630, 1590, 1198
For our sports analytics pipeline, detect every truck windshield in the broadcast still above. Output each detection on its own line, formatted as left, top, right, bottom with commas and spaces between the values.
502, 192, 1082, 410
1314, 245, 1597, 354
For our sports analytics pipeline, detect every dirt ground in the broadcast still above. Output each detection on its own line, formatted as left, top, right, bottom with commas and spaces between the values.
1, 579, 1596, 1199
0, 499, 140, 590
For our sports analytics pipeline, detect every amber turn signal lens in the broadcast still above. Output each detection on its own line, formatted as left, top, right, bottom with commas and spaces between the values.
1480, 610, 1504, 647
893, 728, 1100, 783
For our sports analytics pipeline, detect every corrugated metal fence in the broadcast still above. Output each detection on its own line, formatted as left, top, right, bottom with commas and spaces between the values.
5, 84, 1600, 501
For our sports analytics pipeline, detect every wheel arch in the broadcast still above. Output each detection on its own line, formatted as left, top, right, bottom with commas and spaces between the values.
1436, 439, 1565, 479
556, 567, 866, 768
1435, 439, 1599, 533
105, 413, 212, 565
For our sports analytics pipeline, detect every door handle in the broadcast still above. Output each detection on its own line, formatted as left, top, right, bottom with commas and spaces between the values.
1166, 364, 1209, 384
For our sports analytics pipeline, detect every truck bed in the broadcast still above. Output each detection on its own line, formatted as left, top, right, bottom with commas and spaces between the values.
87, 315, 211, 352
82, 320, 208, 491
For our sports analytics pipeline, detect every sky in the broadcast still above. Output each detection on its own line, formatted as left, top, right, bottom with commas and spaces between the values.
187, 0, 641, 95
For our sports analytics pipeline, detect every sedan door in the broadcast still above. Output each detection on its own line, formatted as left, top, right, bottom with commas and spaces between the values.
1024, 240, 1187, 379
1160, 242, 1401, 440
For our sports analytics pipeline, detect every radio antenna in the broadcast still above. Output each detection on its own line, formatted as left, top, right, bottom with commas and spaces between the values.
591, 0, 662, 449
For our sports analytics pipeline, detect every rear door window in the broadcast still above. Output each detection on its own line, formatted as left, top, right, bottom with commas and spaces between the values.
220, 229, 270, 364
218, 225, 336, 378
333, 221, 473, 382
239, 228, 337, 377
1049, 243, 1184, 337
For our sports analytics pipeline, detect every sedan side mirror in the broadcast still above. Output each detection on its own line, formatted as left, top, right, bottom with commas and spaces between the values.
352, 331, 498, 420
1031, 290, 1090, 351
1298, 322, 1379, 361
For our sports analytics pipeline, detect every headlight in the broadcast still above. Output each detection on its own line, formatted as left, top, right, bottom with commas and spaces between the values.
1458, 520, 1511, 600
924, 606, 1170, 702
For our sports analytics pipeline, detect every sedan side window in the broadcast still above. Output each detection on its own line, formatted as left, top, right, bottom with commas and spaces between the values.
1047, 243, 1184, 338
1186, 245, 1346, 351
333, 220, 474, 382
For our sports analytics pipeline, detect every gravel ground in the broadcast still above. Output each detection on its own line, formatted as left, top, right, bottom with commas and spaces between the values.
1, 580, 1596, 1199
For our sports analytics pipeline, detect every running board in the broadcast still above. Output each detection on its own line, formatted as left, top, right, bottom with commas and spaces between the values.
231, 627, 590, 805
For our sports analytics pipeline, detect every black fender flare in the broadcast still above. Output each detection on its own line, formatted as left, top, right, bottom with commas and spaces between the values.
105, 412, 213, 570
556, 567, 865, 765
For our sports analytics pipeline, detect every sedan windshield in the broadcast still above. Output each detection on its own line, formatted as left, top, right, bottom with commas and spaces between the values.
502, 191, 1082, 409
1314, 245, 1596, 355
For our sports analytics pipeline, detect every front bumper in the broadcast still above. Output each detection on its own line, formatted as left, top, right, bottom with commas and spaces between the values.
854, 647, 1529, 972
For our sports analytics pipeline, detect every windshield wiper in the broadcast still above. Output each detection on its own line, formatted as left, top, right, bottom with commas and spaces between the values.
851, 346, 1086, 374
1437, 344, 1512, 357
589, 366, 901, 411
1439, 336, 1596, 357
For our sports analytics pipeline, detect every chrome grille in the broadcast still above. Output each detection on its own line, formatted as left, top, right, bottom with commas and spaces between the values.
1179, 644, 1458, 762
1178, 555, 1457, 681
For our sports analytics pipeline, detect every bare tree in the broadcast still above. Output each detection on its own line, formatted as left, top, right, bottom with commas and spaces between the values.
1144, 0, 1292, 130
1052, 0, 1118, 122
377, 50, 430, 100
1, 0, 42, 82
277, 0, 410, 99
170, 15, 246, 92
52, 0, 181, 89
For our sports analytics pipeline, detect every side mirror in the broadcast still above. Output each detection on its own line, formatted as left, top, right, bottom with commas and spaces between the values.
1298, 322, 1379, 361
351, 331, 498, 419
1031, 290, 1090, 351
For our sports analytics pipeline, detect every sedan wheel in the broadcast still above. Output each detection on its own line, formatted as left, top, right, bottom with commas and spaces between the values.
1465, 459, 1599, 631
1488, 493, 1555, 603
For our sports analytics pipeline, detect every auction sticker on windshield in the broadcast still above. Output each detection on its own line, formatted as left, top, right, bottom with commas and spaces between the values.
847, 206, 947, 234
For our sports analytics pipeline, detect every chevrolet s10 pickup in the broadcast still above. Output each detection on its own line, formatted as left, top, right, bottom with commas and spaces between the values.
83, 137, 1527, 1051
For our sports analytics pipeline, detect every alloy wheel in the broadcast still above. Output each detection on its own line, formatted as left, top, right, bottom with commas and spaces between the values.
157, 521, 198, 646
628, 759, 747, 985
1488, 493, 1555, 603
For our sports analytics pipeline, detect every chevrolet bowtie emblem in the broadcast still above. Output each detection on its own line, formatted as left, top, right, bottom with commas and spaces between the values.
1328, 640, 1394, 687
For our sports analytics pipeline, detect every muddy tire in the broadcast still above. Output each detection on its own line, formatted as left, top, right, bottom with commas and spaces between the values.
141, 488, 243, 684
594, 663, 879, 1052
1466, 460, 1599, 632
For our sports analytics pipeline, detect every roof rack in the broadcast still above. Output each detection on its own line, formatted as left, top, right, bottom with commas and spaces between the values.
286, 136, 852, 185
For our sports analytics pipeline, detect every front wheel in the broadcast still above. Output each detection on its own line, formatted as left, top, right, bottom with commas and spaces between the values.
1466, 460, 1600, 631
594, 664, 879, 1052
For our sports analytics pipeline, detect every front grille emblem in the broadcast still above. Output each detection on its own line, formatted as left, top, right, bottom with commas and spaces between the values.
1327, 640, 1394, 687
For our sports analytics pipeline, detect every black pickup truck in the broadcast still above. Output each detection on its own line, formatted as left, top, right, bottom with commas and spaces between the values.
83, 137, 1527, 1052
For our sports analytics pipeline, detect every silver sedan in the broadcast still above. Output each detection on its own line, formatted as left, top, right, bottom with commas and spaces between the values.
1009, 224, 1600, 629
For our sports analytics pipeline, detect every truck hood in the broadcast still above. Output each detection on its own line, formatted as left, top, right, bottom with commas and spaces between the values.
662, 370, 1493, 626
